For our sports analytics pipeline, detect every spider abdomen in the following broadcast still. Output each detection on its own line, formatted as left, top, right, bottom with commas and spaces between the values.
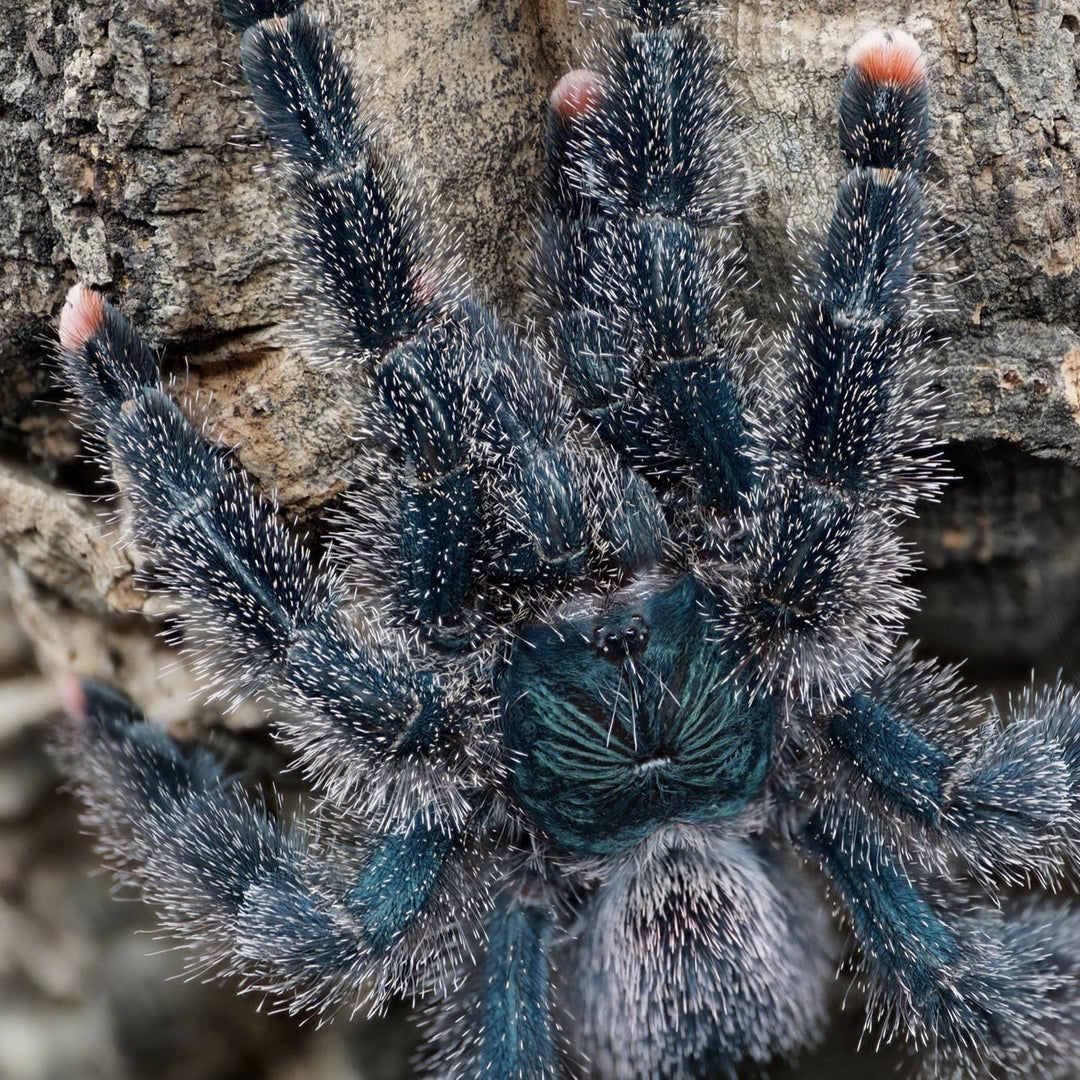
501, 576, 772, 854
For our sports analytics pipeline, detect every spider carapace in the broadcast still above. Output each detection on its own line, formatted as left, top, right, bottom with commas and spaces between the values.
502, 575, 772, 855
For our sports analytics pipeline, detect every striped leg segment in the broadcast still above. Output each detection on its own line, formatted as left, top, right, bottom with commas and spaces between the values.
421, 889, 564, 1080
760, 30, 941, 515
57, 680, 482, 1015
822, 648, 1080, 888
59, 285, 470, 826
232, 1, 664, 634
538, 0, 755, 512
802, 806, 1080, 1076
702, 31, 940, 708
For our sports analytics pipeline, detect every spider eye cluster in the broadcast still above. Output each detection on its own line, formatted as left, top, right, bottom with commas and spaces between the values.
501, 576, 772, 854
592, 612, 650, 658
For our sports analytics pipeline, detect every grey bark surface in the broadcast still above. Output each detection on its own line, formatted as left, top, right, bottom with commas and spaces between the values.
0, 0, 1078, 1077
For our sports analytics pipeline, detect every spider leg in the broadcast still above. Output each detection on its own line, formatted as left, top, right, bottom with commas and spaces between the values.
819, 646, 1080, 889
58, 286, 470, 826
421, 888, 564, 1079
759, 28, 942, 516
227, 0, 665, 637
801, 803, 1080, 1078
544, 15, 944, 707
538, 0, 756, 512
702, 31, 943, 707
57, 679, 487, 1016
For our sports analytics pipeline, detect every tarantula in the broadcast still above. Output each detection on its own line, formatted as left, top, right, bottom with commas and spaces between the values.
53, 0, 1080, 1077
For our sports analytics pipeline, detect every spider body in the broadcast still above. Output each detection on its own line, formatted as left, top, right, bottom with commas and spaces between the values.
501, 574, 773, 851
52, 2, 1080, 1078
502, 573, 774, 854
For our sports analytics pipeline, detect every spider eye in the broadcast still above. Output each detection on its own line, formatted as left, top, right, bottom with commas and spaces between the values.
592, 612, 650, 658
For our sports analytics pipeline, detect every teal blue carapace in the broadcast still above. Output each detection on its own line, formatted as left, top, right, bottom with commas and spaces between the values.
501, 576, 772, 854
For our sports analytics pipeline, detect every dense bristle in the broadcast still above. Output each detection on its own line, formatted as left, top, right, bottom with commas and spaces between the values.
538, 15, 755, 513
420, 891, 564, 1080
701, 489, 918, 708
56, 284, 160, 426
53, 681, 485, 1016
240, 12, 448, 361
49, 3, 1080, 1078
813, 647, 1080, 889
753, 26, 941, 523
805, 810, 1045, 1070
838, 28, 930, 169
241, 14, 363, 171
580, 0, 709, 26
571, 828, 831, 1079
220, 0, 302, 31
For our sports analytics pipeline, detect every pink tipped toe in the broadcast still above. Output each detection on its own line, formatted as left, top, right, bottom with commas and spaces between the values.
57, 674, 88, 722
59, 283, 106, 355
550, 69, 606, 122
846, 29, 926, 89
